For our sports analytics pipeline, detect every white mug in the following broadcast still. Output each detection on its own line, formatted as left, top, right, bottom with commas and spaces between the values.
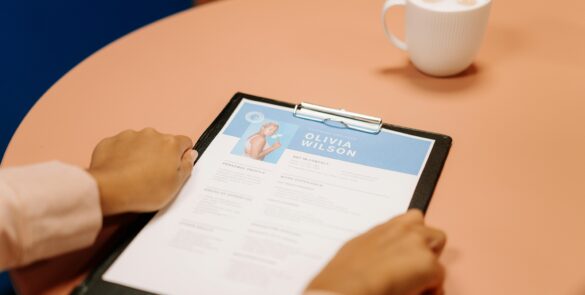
382, 0, 492, 77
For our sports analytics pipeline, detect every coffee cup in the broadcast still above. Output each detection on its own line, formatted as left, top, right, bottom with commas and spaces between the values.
382, 0, 492, 77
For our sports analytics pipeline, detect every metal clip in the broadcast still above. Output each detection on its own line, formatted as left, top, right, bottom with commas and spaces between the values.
293, 102, 382, 134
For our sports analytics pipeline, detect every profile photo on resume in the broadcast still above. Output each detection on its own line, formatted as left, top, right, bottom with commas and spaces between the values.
245, 122, 280, 160
231, 119, 298, 164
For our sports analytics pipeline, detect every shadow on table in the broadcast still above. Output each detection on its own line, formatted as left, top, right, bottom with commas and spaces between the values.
377, 62, 482, 94
440, 246, 464, 295
576, 283, 585, 295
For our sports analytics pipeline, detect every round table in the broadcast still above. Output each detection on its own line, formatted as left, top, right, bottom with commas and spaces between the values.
3, 0, 585, 294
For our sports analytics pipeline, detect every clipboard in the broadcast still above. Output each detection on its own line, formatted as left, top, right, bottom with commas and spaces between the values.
73, 92, 452, 295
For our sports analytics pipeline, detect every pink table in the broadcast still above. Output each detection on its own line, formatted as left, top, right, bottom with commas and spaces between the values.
3, 0, 585, 294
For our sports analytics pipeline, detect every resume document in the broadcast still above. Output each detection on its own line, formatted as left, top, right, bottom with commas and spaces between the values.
103, 99, 435, 295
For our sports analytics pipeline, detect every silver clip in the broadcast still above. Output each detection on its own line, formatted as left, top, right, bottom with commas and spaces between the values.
293, 102, 382, 134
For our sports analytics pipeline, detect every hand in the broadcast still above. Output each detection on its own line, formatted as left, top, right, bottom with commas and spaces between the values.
306, 210, 446, 295
88, 128, 197, 216
272, 140, 282, 149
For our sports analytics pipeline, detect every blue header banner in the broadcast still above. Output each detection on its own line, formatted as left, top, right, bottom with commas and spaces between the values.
223, 100, 432, 175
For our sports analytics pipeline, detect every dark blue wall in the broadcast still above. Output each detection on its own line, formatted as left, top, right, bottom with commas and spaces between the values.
0, 1, 192, 293
0, 273, 14, 295
0, 0, 192, 162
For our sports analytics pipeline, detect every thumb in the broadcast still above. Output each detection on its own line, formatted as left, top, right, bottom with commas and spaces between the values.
179, 149, 197, 181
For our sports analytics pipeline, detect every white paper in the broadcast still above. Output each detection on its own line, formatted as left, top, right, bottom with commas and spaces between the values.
103, 99, 435, 295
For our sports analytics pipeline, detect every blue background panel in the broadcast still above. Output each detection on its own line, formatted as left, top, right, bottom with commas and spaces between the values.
0, 0, 192, 162
0, 1, 192, 293
0, 273, 13, 295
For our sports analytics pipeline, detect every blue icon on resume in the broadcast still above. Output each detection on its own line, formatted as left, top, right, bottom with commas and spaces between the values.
245, 111, 264, 123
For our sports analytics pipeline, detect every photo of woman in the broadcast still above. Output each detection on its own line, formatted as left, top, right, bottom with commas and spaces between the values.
244, 122, 282, 160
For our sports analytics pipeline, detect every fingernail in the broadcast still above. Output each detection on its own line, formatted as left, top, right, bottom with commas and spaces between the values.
189, 150, 198, 164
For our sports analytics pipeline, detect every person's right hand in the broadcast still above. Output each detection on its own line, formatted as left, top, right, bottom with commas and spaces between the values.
88, 128, 197, 216
306, 209, 447, 295
272, 140, 282, 150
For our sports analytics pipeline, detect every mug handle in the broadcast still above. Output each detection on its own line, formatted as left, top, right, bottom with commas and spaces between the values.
382, 0, 408, 51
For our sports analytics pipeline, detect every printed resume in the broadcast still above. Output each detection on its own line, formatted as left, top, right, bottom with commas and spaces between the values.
103, 99, 435, 295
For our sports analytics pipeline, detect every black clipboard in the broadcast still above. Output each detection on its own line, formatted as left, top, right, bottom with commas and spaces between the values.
73, 92, 452, 295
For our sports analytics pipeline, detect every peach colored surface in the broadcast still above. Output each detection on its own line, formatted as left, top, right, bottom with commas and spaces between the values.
3, 0, 585, 294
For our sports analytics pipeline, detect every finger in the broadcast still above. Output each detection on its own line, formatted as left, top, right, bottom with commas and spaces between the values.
90, 137, 116, 164
118, 129, 136, 136
423, 263, 446, 295
411, 254, 446, 295
114, 129, 136, 141
431, 287, 445, 295
422, 286, 444, 295
427, 227, 447, 255
175, 135, 194, 155
416, 226, 447, 255
141, 127, 160, 134
405, 208, 424, 222
370, 210, 424, 235
394, 209, 425, 226
178, 149, 197, 182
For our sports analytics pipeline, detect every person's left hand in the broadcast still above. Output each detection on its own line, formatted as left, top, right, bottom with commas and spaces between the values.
88, 128, 196, 216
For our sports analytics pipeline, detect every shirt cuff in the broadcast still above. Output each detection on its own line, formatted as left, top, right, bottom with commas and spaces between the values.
303, 291, 345, 295
0, 161, 102, 266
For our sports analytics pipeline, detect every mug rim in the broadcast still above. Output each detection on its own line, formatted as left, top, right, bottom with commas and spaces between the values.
408, 0, 492, 13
